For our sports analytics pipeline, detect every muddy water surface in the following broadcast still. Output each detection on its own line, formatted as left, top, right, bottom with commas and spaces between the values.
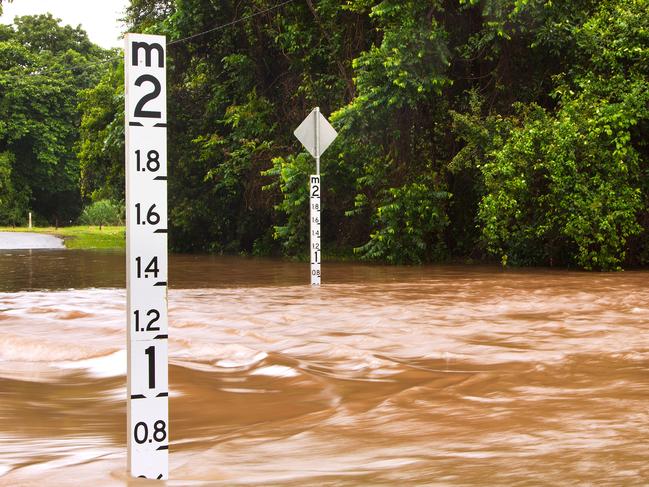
0, 250, 648, 485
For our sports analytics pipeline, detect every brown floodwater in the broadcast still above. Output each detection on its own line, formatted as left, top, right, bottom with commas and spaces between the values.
1, 250, 648, 485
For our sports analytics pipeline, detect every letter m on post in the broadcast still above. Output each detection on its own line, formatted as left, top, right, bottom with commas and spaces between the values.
132, 42, 165, 68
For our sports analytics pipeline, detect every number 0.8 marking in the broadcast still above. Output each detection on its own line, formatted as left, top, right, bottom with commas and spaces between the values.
134, 420, 167, 444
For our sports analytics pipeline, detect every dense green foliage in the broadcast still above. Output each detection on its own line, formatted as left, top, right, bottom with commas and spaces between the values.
0, 14, 108, 225
468, 0, 649, 270
78, 199, 124, 227
5, 1, 649, 270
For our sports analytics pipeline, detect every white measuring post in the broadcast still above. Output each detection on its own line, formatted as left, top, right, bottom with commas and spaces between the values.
125, 33, 169, 480
294, 107, 337, 286
310, 174, 321, 285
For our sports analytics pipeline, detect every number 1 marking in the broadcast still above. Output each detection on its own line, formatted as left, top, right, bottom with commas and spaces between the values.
145, 346, 155, 389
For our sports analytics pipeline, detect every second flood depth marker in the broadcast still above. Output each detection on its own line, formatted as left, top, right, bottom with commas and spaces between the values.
294, 107, 337, 286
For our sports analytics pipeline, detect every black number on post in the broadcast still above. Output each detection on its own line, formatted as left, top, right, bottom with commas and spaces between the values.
146, 309, 160, 331
134, 74, 161, 119
134, 422, 148, 444
145, 345, 156, 389
135, 203, 160, 225
134, 309, 161, 332
133, 420, 166, 444
153, 420, 167, 442
135, 256, 160, 279
135, 150, 161, 172
311, 185, 320, 197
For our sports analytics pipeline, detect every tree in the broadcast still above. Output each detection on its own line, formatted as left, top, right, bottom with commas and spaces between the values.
474, 0, 649, 269
78, 199, 123, 229
77, 57, 125, 203
0, 14, 107, 225
0, 1, 12, 16
80, 0, 648, 269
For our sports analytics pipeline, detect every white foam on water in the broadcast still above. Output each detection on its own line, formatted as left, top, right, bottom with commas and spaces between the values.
463, 395, 513, 404
251, 365, 299, 378
57, 349, 126, 378
217, 351, 268, 368
0, 334, 106, 363
174, 342, 268, 368
18, 448, 109, 475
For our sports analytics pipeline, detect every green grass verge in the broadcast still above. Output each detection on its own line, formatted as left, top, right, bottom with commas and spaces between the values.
0, 226, 125, 249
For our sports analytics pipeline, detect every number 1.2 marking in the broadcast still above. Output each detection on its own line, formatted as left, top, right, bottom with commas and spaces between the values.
134, 309, 161, 332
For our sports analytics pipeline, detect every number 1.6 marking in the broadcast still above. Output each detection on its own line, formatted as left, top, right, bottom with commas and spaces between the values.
135, 203, 160, 226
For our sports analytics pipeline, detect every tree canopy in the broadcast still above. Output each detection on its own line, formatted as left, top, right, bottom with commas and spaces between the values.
0, 13, 108, 225
3, 1, 649, 270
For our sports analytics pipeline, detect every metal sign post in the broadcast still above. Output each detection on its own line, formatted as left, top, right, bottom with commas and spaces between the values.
125, 33, 169, 480
294, 108, 337, 286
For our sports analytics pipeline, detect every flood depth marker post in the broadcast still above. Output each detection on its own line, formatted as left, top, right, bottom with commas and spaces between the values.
125, 33, 169, 480
294, 107, 338, 286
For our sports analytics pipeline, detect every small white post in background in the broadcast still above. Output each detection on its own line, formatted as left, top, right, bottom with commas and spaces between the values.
125, 33, 169, 480
28, 212, 32, 229
310, 175, 321, 285
294, 107, 337, 286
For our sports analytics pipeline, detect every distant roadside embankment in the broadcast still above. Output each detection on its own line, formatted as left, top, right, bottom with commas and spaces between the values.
0, 227, 125, 250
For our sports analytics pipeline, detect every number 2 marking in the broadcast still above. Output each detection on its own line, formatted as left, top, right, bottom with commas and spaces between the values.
134, 74, 161, 119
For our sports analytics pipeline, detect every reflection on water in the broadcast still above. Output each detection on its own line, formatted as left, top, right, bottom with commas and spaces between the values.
1, 250, 648, 485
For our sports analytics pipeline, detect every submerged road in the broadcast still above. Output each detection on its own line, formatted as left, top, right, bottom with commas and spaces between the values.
0, 232, 64, 249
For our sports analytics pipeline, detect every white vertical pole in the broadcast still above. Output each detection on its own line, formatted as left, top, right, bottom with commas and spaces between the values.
125, 33, 169, 480
28, 212, 32, 229
310, 174, 321, 286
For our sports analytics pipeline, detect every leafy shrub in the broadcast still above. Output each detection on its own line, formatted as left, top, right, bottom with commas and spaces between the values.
262, 153, 312, 255
476, 0, 649, 270
0, 151, 30, 226
478, 97, 644, 270
355, 181, 450, 264
78, 199, 123, 228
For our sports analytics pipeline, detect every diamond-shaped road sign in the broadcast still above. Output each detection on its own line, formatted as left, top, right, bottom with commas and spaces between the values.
294, 108, 338, 159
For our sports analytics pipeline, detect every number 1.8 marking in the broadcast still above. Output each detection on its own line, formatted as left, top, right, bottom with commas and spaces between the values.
135, 149, 160, 172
